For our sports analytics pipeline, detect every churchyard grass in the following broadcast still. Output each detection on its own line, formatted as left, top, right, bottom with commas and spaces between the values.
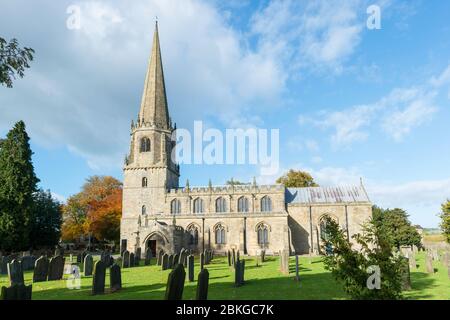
0, 252, 448, 300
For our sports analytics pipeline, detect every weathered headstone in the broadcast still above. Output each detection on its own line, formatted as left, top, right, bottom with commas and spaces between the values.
401, 257, 411, 291
200, 252, 205, 270
144, 248, 152, 265
21, 256, 35, 271
280, 250, 289, 274
187, 254, 194, 282
33, 256, 49, 282
48, 255, 65, 281
168, 254, 174, 269
84, 254, 94, 276
92, 260, 106, 295
162, 253, 169, 270
227, 250, 231, 266
7, 259, 24, 286
173, 253, 180, 268
425, 254, 434, 273
196, 268, 209, 300
110, 264, 122, 292
261, 249, 265, 263
135, 247, 141, 266
0, 256, 12, 275
122, 250, 130, 268
164, 263, 186, 300
157, 249, 164, 266
408, 252, 416, 270
129, 252, 135, 268
232, 249, 236, 266
0, 284, 32, 300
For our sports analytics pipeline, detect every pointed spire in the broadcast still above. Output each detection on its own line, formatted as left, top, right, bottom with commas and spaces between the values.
139, 21, 170, 129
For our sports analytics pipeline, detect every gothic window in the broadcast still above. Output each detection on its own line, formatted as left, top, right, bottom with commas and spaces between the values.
257, 223, 269, 246
215, 224, 226, 244
237, 196, 249, 213
215, 197, 227, 213
187, 225, 199, 245
171, 199, 181, 215
193, 198, 204, 213
141, 205, 146, 215
140, 137, 151, 152
142, 177, 148, 187
320, 216, 332, 241
261, 196, 272, 212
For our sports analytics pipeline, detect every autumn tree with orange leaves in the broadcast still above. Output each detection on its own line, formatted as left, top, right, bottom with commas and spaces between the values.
61, 176, 122, 243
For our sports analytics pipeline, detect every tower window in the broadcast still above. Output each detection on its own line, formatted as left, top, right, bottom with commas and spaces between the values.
140, 137, 151, 152
238, 196, 249, 213
171, 199, 181, 215
142, 177, 148, 187
193, 198, 204, 213
261, 196, 272, 212
215, 197, 227, 213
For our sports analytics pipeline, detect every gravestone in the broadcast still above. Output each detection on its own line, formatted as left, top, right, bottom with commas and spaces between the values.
425, 254, 434, 273
7, 259, 24, 286
122, 250, 130, 268
162, 253, 169, 270
135, 247, 141, 266
168, 254, 174, 269
144, 248, 152, 266
0, 284, 32, 300
77, 253, 82, 264
81, 250, 88, 263
200, 252, 205, 270
92, 260, 106, 295
261, 249, 265, 263
109, 256, 115, 267
408, 252, 416, 270
280, 250, 289, 274
0, 256, 12, 275
21, 256, 35, 271
196, 268, 209, 300
48, 255, 65, 281
33, 256, 49, 282
129, 252, 135, 267
84, 254, 94, 276
442, 251, 449, 269
401, 257, 411, 291
173, 254, 180, 267
187, 254, 194, 282
157, 250, 164, 266
232, 249, 236, 266
227, 250, 231, 266
110, 264, 122, 292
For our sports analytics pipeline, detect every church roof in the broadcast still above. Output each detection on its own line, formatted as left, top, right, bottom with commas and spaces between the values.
286, 185, 370, 204
138, 21, 170, 129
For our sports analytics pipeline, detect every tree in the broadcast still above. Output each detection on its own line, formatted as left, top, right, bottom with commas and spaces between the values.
29, 189, 62, 248
226, 178, 249, 186
0, 121, 39, 251
61, 176, 122, 243
276, 169, 318, 187
372, 206, 422, 249
322, 216, 404, 300
0, 37, 34, 88
440, 200, 450, 243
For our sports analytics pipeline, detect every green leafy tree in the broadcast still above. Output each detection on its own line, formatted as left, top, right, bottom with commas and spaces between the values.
29, 189, 62, 248
0, 37, 35, 88
322, 216, 404, 300
226, 178, 249, 186
440, 200, 450, 243
0, 121, 39, 251
372, 206, 422, 249
276, 169, 318, 187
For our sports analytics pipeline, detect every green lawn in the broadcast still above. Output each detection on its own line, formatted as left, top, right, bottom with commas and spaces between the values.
0, 252, 448, 300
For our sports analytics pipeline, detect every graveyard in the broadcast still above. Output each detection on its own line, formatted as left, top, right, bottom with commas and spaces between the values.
1, 251, 449, 300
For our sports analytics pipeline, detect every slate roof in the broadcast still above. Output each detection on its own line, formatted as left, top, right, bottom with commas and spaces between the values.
286, 185, 370, 204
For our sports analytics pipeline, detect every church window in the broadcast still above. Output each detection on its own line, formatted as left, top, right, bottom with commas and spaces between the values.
142, 177, 148, 187
320, 216, 333, 242
187, 225, 199, 245
238, 196, 249, 213
215, 197, 227, 213
140, 137, 151, 152
215, 224, 226, 244
261, 196, 272, 212
193, 198, 204, 213
257, 223, 269, 246
141, 205, 146, 215
171, 199, 181, 215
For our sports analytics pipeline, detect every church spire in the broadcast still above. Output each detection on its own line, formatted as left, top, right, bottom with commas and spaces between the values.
139, 21, 170, 130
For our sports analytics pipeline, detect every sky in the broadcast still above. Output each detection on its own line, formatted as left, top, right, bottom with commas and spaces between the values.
1, 0, 449, 228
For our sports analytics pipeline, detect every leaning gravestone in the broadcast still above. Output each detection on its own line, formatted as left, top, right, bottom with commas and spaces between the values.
110, 264, 122, 292
145, 248, 152, 266
122, 250, 130, 268
92, 260, 106, 295
84, 254, 94, 276
425, 254, 434, 273
33, 256, 49, 282
7, 259, 24, 286
129, 252, 135, 267
48, 255, 65, 281
1, 284, 32, 300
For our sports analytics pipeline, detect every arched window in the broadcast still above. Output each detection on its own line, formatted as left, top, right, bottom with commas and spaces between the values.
257, 223, 269, 246
261, 196, 272, 212
171, 199, 181, 215
215, 224, 226, 244
215, 197, 227, 213
237, 196, 249, 213
141, 205, 146, 215
320, 216, 333, 241
187, 225, 199, 245
193, 198, 204, 214
140, 137, 151, 152
142, 177, 148, 187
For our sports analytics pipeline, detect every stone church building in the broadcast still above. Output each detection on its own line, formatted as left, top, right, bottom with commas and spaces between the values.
120, 23, 372, 257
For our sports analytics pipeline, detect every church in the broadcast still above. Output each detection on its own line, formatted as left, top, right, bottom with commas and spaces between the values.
120, 23, 372, 257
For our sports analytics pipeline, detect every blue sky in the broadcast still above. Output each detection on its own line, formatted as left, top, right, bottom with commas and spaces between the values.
1, 0, 449, 227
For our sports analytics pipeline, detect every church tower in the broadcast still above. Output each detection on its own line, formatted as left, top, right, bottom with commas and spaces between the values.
121, 22, 179, 251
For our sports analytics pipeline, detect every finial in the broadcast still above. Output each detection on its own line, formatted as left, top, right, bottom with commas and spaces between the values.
253, 176, 257, 186
186, 179, 190, 190
360, 177, 363, 186
208, 179, 212, 189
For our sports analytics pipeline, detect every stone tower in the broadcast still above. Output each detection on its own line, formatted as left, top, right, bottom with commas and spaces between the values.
121, 22, 179, 251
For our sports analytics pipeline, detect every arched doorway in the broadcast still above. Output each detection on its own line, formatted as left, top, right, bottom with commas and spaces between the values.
145, 232, 168, 257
